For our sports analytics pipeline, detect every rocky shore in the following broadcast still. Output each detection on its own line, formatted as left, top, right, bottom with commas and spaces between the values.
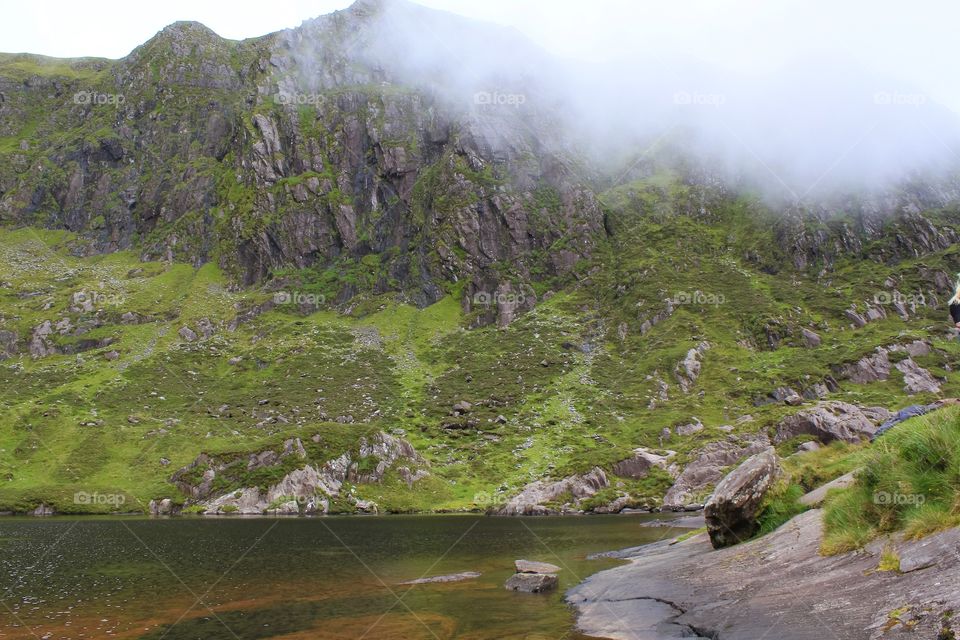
567, 509, 960, 639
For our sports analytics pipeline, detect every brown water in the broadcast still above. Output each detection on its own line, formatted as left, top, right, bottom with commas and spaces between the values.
0, 514, 688, 639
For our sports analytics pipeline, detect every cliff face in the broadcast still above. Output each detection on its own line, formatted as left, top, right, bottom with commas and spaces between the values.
0, 1, 602, 318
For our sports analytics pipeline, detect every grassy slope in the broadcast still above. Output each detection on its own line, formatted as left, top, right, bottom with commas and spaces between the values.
2, 175, 960, 513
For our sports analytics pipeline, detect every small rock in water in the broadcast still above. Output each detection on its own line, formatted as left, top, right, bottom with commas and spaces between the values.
505, 573, 559, 593
400, 571, 481, 585
515, 559, 561, 574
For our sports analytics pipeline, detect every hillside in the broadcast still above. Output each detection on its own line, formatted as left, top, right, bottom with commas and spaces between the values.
2, 0, 960, 516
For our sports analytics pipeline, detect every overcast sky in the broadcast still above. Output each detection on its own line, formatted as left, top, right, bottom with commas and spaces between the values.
2, 0, 958, 114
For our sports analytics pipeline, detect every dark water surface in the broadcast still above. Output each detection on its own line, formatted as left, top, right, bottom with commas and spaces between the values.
0, 514, 687, 639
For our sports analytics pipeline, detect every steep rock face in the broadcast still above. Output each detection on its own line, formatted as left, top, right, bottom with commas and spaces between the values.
703, 447, 780, 548
0, 2, 603, 322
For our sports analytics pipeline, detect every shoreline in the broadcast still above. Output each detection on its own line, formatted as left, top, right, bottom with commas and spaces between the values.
566, 509, 960, 640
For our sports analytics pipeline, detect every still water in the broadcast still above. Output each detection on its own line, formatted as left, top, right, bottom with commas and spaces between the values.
0, 514, 688, 639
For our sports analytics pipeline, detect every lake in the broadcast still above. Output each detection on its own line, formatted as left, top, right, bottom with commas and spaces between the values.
0, 514, 690, 639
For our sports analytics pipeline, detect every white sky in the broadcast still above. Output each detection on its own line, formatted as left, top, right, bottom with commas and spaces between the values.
2, 0, 958, 113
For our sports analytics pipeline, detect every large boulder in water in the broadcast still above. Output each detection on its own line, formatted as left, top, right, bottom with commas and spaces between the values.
704, 448, 780, 549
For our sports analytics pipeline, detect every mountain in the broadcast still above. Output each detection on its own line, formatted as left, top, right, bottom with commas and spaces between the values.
1, 0, 960, 517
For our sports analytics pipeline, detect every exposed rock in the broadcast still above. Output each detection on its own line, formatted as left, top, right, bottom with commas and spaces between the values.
496, 468, 608, 515
29, 321, 58, 358
515, 559, 561, 574
774, 401, 888, 444
31, 503, 54, 516
148, 498, 179, 515
662, 433, 770, 509
612, 448, 676, 479
451, 400, 472, 414
703, 447, 780, 548
104, 350, 120, 361
0, 329, 18, 360
401, 571, 481, 585
799, 471, 856, 506
505, 572, 559, 593
801, 327, 821, 347
797, 441, 821, 453
897, 526, 960, 573
674, 342, 709, 392
838, 348, 890, 383
674, 420, 704, 436
568, 510, 960, 640
178, 326, 198, 342
895, 358, 941, 394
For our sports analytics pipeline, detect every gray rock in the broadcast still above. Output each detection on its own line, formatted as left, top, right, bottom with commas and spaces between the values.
496, 468, 608, 515
0, 329, 18, 360
515, 559, 561, 574
799, 471, 857, 506
801, 327, 822, 347
675, 342, 709, 393
894, 358, 940, 394
797, 441, 821, 453
662, 433, 770, 509
774, 401, 883, 444
505, 572, 559, 593
675, 421, 704, 436
704, 447, 780, 549
401, 571, 481, 585
612, 448, 675, 479
178, 326, 198, 342
839, 348, 890, 383
897, 526, 960, 572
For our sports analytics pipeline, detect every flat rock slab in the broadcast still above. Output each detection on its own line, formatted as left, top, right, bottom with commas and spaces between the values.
515, 559, 561, 574
505, 572, 559, 593
799, 470, 857, 506
400, 571, 481, 585
567, 511, 960, 639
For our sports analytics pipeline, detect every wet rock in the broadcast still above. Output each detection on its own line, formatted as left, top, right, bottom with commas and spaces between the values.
704, 447, 780, 548
401, 571, 481, 585
505, 572, 559, 593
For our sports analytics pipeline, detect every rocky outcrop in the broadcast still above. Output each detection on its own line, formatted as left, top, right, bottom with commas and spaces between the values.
703, 447, 780, 548
662, 433, 770, 509
774, 401, 891, 444
495, 468, 608, 515
171, 431, 426, 514
569, 511, 960, 640
674, 342, 709, 392
611, 448, 675, 479
0, 329, 18, 360
895, 358, 941, 394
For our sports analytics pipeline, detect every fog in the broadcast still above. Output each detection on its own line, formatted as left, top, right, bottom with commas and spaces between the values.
290, 0, 960, 200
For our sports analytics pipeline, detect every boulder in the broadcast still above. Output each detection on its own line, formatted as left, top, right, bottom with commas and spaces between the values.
0, 329, 18, 360
801, 328, 822, 348
675, 421, 704, 436
838, 349, 890, 383
704, 448, 780, 549
505, 573, 559, 593
515, 559, 561, 574
662, 433, 770, 509
774, 401, 885, 444
178, 326, 198, 342
675, 342, 709, 392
